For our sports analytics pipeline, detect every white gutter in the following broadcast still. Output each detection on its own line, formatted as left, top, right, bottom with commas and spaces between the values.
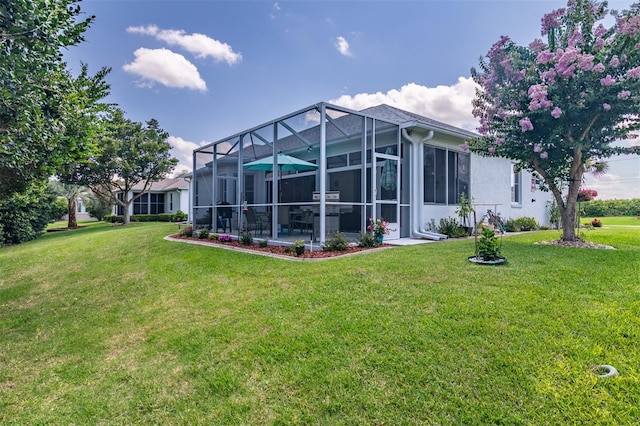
402, 128, 448, 241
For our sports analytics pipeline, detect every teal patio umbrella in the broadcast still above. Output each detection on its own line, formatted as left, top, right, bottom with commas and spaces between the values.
243, 153, 318, 172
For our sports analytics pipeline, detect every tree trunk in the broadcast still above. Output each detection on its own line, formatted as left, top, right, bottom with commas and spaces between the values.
123, 203, 131, 225
67, 197, 78, 229
558, 198, 577, 241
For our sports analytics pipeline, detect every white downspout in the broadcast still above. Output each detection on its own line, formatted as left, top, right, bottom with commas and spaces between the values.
402, 128, 448, 240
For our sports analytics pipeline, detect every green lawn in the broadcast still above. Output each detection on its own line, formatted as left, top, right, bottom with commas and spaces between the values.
1, 222, 639, 424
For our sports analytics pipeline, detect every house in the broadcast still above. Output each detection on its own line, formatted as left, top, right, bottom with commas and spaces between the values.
114, 177, 190, 217
191, 102, 552, 243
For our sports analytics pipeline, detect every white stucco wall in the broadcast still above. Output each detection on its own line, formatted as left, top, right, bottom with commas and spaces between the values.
471, 155, 552, 226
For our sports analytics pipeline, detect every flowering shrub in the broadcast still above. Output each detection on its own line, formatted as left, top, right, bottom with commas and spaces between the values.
591, 218, 602, 227
367, 218, 391, 237
218, 234, 232, 242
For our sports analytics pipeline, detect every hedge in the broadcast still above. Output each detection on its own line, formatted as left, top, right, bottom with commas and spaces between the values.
103, 213, 188, 223
580, 198, 640, 217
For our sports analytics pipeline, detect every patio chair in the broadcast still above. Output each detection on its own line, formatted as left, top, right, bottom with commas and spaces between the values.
290, 209, 314, 236
244, 207, 269, 235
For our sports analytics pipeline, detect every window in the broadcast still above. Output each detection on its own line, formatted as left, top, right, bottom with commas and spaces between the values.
133, 193, 148, 214
511, 165, 522, 205
150, 193, 165, 214
424, 146, 470, 204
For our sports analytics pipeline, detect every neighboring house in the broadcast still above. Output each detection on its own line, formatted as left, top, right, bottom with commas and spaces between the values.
191, 102, 552, 242
114, 177, 190, 217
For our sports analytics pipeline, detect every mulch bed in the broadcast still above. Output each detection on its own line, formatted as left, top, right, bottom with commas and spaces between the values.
168, 234, 391, 259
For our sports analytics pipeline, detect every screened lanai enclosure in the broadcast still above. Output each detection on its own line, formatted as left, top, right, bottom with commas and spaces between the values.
191, 102, 472, 244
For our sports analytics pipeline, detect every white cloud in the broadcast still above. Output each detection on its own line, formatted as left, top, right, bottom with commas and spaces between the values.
335, 36, 352, 57
127, 25, 242, 65
168, 135, 203, 172
123, 48, 207, 91
330, 77, 479, 131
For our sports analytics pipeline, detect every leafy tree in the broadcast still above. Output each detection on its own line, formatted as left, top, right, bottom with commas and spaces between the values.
469, 0, 640, 241
79, 109, 178, 224
0, 0, 96, 197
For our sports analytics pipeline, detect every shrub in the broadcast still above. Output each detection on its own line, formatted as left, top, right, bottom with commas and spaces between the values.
285, 239, 306, 256
0, 184, 60, 245
478, 228, 503, 261
322, 232, 350, 251
209, 233, 219, 240
104, 215, 124, 223
581, 198, 640, 217
180, 225, 193, 237
172, 210, 188, 222
258, 239, 268, 248
504, 216, 538, 232
198, 228, 210, 239
239, 231, 253, 245
51, 197, 68, 221
438, 217, 468, 238
357, 231, 379, 247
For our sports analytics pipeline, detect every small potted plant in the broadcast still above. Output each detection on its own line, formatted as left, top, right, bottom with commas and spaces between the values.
591, 218, 602, 227
367, 217, 391, 245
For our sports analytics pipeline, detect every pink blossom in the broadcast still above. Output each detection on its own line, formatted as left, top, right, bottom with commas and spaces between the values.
594, 24, 608, 38
460, 142, 469, 151
529, 39, 547, 53
488, 146, 496, 154
600, 75, 616, 86
626, 66, 640, 79
594, 38, 605, 49
536, 50, 554, 65
541, 8, 565, 36
616, 15, 640, 36
618, 90, 631, 100
541, 69, 557, 84
576, 54, 594, 71
567, 30, 582, 47
609, 55, 620, 68
495, 137, 505, 146
519, 117, 534, 132
540, 152, 549, 159
528, 84, 553, 111
593, 63, 605, 73
534, 143, 542, 153
603, 103, 611, 111
551, 107, 562, 119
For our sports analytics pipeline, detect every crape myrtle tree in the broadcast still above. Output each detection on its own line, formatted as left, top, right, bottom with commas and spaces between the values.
468, 0, 640, 241
80, 109, 178, 225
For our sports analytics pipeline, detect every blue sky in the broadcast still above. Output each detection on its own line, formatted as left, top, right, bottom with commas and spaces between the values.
64, 0, 639, 199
